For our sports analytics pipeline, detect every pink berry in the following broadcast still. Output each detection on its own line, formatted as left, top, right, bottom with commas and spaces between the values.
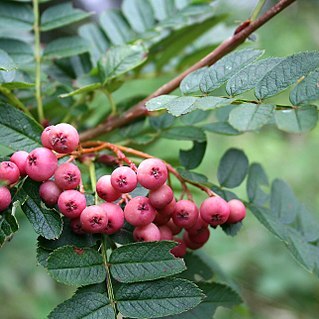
227, 199, 246, 223
0, 186, 11, 212
96, 175, 121, 202
149, 184, 174, 209
41, 125, 54, 149
80, 205, 108, 233
0, 161, 20, 185
100, 202, 125, 235
158, 197, 176, 216
153, 212, 171, 226
137, 158, 168, 190
172, 200, 199, 229
10, 151, 28, 176
124, 196, 156, 226
200, 196, 230, 227
25, 147, 58, 182
58, 190, 86, 219
133, 223, 161, 242
110, 166, 138, 193
183, 232, 204, 250
54, 163, 81, 190
39, 180, 62, 206
187, 216, 208, 236
158, 225, 173, 240
49, 123, 79, 154
188, 228, 210, 245
70, 218, 85, 235
170, 238, 187, 258
166, 219, 182, 235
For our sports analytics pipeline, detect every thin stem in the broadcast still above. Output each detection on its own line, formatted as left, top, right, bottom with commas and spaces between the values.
102, 88, 117, 116
88, 161, 98, 204
101, 234, 117, 314
0, 86, 33, 117
251, 0, 267, 21
33, 0, 44, 123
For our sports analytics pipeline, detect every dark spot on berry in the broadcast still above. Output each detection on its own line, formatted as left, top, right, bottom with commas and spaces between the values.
177, 210, 189, 220
66, 201, 77, 212
28, 155, 37, 166
116, 175, 127, 187
150, 167, 162, 179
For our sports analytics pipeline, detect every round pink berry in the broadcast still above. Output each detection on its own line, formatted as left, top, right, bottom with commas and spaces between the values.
170, 238, 187, 258
149, 184, 174, 209
200, 196, 230, 227
0, 186, 11, 212
96, 175, 121, 202
158, 225, 173, 240
172, 200, 199, 229
25, 147, 58, 182
39, 180, 62, 206
188, 228, 210, 245
58, 190, 86, 219
100, 202, 125, 235
54, 163, 81, 190
153, 212, 171, 226
166, 219, 182, 235
110, 166, 138, 194
80, 205, 108, 233
183, 232, 204, 250
158, 197, 176, 217
41, 125, 54, 149
10, 151, 28, 176
70, 218, 85, 235
227, 199, 246, 223
137, 158, 168, 190
133, 223, 161, 242
49, 123, 79, 154
187, 216, 208, 236
0, 161, 20, 185
124, 196, 156, 227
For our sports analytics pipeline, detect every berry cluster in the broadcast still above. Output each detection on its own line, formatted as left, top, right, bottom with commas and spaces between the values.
0, 123, 246, 258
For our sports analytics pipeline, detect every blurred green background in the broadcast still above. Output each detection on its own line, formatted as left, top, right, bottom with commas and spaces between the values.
1, 1, 319, 318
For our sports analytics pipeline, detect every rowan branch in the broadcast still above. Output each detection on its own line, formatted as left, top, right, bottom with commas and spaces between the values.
79, 0, 296, 142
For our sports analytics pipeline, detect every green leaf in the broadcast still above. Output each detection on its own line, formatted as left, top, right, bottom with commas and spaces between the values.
274, 106, 318, 133
36, 245, 50, 268
180, 110, 207, 125
200, 49, 264, 94
41, 2, 92, 31
17, 179, 63, 240
228, 104, 274, 132
116, 278, 204, 318
162, 282, 242, 319
59, 83, 102, 98
202, 122, 241, 135
246, 163, 269, 206
180, 141, 206, 170
0, 49, 17, 71
110, 221, 134, 245
99, 10, 135, 45
226, 57, 283, 96
1, 81, 34, 89
43, 36, 90, 59
149, 113, 175, 130
48, 292, 115, 319
217, 148, 249, 188
47, 246, 106, 286
162, 126, 206, 142
98, 43, 148, 84
220, 222, 243, 237
177, 168, 210, 185
122, 0, 155, 33
255, 51, 319, 100
0, 39, 33, 65
290, 69, 319, 105
110, 241, 186, 283
0, 204, 19, 248
180, 67, 207, 95
0, 2, 33, 31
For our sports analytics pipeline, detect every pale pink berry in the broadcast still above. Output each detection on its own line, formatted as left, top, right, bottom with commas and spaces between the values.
170, 238, 187, 258
49, 123, 79, 154
54, 163, 81, 190
172, 200, 199, 229
137, 158, 168, 190
10, 151, 28, 176
153, 212, 171, 226
0, 186, 11, 212
166, 219, 182, 235
158, 225, 173, 240
80, 205, 108, 233
25, 147, 58, 182
96, 175, 121, 202
187, 216, 208, 236
133, 223, 161, 242
188, 228, 210, 245
227, 199, 246, 223
39, 180, 62, 206
149, 184, 174, 209
110, 166, 137, 193
58, 190, 86, 219
41, 125, 54, 149
183, 232, 204, 250
158, 198, 176, 217
124, 196, 156, 226
0, 161, 20, 185
200, 196, 230, 227
70, 218, 85, 235
100, 202, 125, 235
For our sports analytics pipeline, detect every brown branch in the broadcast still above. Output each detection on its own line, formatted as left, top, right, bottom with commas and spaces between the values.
80, 0, 296, 142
